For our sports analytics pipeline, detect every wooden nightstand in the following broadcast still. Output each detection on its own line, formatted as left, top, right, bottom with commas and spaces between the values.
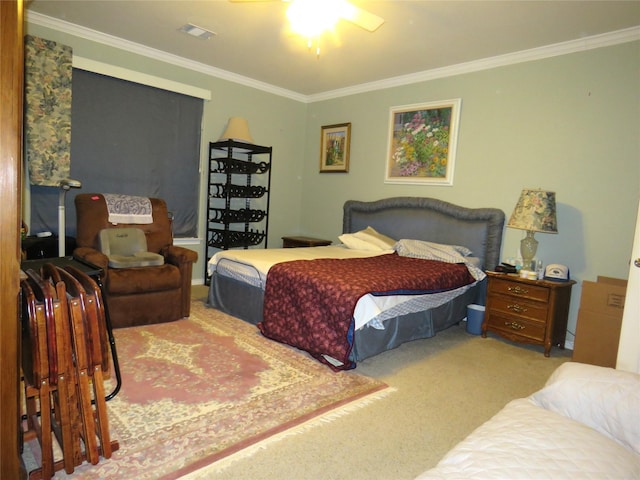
482, 271, 576, 357
281, 236, 332, 248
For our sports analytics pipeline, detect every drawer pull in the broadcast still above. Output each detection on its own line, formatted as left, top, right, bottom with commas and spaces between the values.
507, 285, 529, 295
505, 321, 525, 330
507, 303, 528, 313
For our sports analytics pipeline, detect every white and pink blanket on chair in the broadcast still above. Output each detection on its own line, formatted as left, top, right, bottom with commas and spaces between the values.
103, 194, 152, 224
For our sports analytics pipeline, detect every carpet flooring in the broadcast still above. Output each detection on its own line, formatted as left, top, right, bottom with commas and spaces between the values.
23, 299, 390, 479
187, 286, 572, 480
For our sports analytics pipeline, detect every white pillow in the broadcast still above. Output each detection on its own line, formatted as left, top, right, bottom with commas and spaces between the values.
395, 239, 473, 260
352, 226, 396, 249
338, 233, 388, 251
394, 239, 485, 281
530, 362, 640, 455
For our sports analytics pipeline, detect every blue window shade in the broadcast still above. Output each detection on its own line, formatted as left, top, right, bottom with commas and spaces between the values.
29, 68, 203, 239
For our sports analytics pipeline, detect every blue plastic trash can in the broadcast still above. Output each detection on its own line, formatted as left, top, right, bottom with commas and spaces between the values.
466, 304, 485, 335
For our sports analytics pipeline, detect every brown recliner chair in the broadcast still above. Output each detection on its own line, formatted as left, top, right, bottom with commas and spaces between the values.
73, 193, 198, 328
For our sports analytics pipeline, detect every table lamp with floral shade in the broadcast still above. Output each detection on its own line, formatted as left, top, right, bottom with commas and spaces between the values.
507, 189, 558, 271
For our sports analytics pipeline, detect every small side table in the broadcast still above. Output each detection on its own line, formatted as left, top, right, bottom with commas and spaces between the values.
281, 236, 332, 248
482, 271, 575, 357
21, 235, 76, 260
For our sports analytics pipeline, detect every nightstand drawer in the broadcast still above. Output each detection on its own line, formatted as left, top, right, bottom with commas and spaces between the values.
489, 277, 549, 303
484, 271, 575, 357
486, 312, 546, 342
490, 295, 548, 323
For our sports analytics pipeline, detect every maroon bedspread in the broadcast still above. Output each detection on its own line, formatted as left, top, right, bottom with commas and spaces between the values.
258, 253, 474, 370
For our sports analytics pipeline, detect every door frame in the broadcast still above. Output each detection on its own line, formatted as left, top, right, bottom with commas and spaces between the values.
0, 0, 25, 477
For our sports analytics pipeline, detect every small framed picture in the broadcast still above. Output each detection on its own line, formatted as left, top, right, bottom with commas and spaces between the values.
385, 99, 461, 185
319, 123, 351, 173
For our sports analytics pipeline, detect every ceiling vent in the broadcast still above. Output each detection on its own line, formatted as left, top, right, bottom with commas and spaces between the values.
179, 23, 216, 40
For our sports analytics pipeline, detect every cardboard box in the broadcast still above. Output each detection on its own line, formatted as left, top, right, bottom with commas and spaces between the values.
572, 276, 627, 368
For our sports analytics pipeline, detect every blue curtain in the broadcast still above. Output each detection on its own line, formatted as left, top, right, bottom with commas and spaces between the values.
29, 68, 203, 239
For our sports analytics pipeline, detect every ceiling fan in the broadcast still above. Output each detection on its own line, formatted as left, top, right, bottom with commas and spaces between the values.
229, 0, 385, 33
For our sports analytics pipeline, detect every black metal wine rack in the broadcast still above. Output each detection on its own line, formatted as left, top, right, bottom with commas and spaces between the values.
205, 139, 273, 283
207, 228, 266, 249
212, 158, 270, 175
208, 208, 266, 223
208, 183, 267, 199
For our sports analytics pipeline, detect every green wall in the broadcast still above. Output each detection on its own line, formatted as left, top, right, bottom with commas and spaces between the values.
26, 20, 640, 344
302, 42, 640, 340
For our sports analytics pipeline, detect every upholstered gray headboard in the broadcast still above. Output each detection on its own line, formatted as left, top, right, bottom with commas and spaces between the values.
343, 197, 505, 270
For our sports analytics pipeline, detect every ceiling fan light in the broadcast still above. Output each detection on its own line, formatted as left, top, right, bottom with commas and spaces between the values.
286, 0, 341, 37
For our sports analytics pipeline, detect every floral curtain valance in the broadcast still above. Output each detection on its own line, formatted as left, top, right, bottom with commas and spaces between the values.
24, 35, 72, 186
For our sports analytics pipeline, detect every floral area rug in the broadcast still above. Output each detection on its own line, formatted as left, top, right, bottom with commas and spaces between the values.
23, 300, 389, 479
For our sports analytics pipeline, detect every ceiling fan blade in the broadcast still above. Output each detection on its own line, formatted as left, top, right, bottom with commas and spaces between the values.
341, 3, 384, 32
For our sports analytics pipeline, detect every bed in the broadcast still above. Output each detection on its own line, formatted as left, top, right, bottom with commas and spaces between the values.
207, 197, 505, 369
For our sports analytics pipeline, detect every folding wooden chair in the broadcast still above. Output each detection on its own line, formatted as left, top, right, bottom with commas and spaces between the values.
20, 275, 54, 479
49, 267, 100, 466
63, 265, 117, 458
39, 264, 84, 472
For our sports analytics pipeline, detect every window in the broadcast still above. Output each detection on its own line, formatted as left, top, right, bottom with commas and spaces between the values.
29, 68, 203, 239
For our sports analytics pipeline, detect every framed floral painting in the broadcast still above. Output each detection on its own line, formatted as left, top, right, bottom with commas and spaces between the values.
320, 123, 351, 173
385, 99, 461, 185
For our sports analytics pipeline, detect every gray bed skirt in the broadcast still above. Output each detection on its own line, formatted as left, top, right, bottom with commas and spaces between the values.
207, 272, 264, 325
207, 271, 487, 362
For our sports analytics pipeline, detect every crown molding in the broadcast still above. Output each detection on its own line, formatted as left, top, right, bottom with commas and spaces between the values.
26, 11, 640, 105
26, 11, 308, 103
309, 26, 640, 102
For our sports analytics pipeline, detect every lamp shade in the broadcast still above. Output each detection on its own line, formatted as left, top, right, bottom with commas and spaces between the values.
507, 189, 558, 234
218, 117, 254, 144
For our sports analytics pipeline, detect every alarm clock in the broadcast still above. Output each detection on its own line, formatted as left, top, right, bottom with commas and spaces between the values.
544, 264, 570, 282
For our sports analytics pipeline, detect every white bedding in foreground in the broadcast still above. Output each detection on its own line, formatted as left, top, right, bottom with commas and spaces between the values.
416, 363, 640, 479
416, 397, 640, 480
208, 245, 478, 330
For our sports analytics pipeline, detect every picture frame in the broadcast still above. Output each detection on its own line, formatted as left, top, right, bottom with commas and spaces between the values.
319, 123, 351, 173
385, 99, 461, 185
